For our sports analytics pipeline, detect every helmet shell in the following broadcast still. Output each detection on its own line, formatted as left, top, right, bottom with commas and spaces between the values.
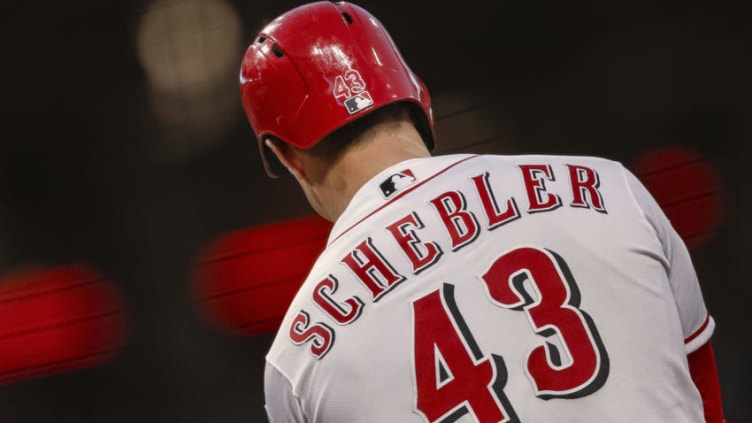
240, 1, 434, 176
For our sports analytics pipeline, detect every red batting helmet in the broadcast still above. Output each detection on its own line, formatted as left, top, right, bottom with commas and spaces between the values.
239, 1, 435, 177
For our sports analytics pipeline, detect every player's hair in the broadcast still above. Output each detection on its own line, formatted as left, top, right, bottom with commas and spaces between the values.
305, 102, 412, 161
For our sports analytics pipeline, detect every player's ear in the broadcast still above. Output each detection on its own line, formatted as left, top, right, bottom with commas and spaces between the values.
265, 138, 308, 182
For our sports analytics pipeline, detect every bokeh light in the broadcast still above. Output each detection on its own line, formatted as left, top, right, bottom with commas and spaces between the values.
0, 263, 129, 385
135, 0, 243, 161
193, 215, 332, 336
631, 146, 726, 249
136, 0, 241, 96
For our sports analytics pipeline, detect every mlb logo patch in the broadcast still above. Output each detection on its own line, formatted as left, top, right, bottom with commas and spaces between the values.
379, 169, 416, 198
345, 91, 373, 114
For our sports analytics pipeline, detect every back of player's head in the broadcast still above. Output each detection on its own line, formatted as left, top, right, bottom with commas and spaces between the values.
239, 1, 435, 177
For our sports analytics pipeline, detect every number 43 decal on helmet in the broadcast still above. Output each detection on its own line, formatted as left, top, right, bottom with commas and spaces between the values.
333, 69, 374, 114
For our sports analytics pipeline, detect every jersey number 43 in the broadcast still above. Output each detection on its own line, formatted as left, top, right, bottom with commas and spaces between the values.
412, 246, 609, 423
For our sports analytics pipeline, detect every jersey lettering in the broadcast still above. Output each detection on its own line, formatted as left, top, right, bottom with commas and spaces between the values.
289, 311, 335, 359
413, 284, 518, 423
519, 165, 562, 213
386, 212, 443, 274
471, 172, 521, 229
313, 275, 364, 325
295, 160, 613, 363
412, 247, 609, 422
430, 191, 480, 250
341, 237, 405, 301
480, 247, 609, 398
566, 165, 606, 213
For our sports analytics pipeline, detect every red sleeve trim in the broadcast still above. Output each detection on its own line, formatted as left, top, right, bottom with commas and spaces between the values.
687, 341, 725, 423
685, 311, 710, 344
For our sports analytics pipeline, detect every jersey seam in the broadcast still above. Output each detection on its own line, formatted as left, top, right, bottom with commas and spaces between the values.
265, 359, 310, 421
327, 154, 480, 246
618, 162, 661, 250
619, 162, 712, 349
266, 359, 300, 397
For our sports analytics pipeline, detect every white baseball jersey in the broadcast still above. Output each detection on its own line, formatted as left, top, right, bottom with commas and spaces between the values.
264, 153, 714, 423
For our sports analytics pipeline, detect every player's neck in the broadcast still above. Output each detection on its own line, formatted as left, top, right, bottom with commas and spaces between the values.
313, 124, 430, 222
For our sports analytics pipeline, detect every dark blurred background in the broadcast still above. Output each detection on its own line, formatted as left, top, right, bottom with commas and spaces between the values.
1, 0, 749, 422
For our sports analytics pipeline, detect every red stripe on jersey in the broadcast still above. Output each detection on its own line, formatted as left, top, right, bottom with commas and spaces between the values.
687, 341, 726, 423
684, 311, 711, 344
330, 155, 480, 245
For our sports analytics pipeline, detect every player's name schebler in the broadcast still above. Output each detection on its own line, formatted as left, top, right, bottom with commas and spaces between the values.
288, 160, 608, 359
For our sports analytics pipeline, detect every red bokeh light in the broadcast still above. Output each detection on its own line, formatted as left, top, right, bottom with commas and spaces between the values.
631, 146, 726, 249
193, 214, 332, 336
0, 263, 129, 385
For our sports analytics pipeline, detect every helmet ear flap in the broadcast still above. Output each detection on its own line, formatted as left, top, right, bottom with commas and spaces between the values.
261, 137, 291, 178
407, 103, 435, 152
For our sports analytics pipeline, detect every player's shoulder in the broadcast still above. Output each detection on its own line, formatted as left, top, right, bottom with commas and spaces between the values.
413, 153, 633, 188
448, 152, 628, 175
478, 152, 622, 166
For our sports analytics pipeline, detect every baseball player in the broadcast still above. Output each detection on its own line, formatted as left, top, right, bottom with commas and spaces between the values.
239, 2, 725, 422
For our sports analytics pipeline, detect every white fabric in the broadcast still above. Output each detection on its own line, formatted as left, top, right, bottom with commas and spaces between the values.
264, 153, 713, 423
